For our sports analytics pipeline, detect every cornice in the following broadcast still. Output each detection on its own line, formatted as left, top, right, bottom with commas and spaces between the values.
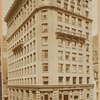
4, 0, 23, 22
8, 84, 94, 90
6, 5, 93, 40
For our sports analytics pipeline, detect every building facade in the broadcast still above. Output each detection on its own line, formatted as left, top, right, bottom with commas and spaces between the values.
2, 35, 8, 100
92, 34, 98, 100
0, 0, 2, 99
5, 0, 94, 100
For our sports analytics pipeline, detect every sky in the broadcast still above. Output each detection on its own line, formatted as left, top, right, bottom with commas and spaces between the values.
2, 0, 98, 35
2, 0, 14, 34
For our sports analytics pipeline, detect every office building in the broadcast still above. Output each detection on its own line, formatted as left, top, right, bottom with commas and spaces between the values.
92, 34, 98, 100
5, 0, 94, 100
2, 35, 8, 100
0, 0, 2, 99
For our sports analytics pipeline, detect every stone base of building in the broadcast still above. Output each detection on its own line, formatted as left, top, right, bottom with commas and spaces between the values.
8, 84, 94, 100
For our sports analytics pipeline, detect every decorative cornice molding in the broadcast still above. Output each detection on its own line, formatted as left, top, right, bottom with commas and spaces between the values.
6, 5, 93, 40
8, 84, 94, 90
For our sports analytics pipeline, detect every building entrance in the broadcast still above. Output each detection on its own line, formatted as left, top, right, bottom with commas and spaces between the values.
64, 95, 68, 100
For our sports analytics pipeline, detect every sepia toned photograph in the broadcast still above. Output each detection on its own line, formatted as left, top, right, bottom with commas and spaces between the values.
0, 0, 99, 100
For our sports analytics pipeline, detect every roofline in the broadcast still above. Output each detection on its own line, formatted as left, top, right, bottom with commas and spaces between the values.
4, 0, 23, 22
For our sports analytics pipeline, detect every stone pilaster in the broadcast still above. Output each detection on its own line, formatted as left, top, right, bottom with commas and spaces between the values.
36, 91, 40, 100
53, 89, 59, 100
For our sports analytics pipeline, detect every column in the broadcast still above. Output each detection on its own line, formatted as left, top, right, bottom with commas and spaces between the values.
79, 90, 83, 100
53, 89, 59, 100
36, 91, 40, 100
23, 90, 27, 100
29, 90, 33, 100
89, 89, 94, 100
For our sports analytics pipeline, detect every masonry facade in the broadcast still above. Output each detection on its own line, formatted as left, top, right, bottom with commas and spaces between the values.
92, 34, 98, 100
5, 0, 94, 100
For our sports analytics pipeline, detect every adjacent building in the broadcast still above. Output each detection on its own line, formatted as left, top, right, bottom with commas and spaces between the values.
0, 0, 2, 99
2, 35, 8, 100
92, 34, 98, 100
5, 0, 94, 100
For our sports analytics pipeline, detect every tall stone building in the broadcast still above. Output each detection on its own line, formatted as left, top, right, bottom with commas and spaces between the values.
0, 0, 2, 99
5, 0, 94, 100
2, 35, 8, 100
92, 34, 98, 100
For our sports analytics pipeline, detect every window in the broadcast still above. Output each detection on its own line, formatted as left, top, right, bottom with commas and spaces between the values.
58, 64, 63, 73
58, 77, 63, 84
87, 77, 90, 84
44, 94, 48, 100
79, 65, 83, 73
27, 34, 29, 41
86, 32, 89, 40
79, 54, 82, 62
65, 52, 70, 60
71, 5, 74, 12
72, 28, 76, 34
26, 45, 29, 53
34, 77, 36, 84
73, 77, 76, 84
43, 63, 48, 72
86, 1, 88, 8
24, 36, 26, 43
42, 50, 48, 60
78, 19, 82, 27
33, 40, 36, 49
59, 94, 62, 100
30, 54, 32, 63
86, 21, 89, 29
65, 27, 69, 32
42, 10, 48, 19
87, 94, 89, 99
86, 55, 89, 62
58, 12, 62, 21
30, 66, 32, 74
57, 0, 61, 6
30, 31, 32, 39
66, 77, 70, 84
33, 65, 36, 73
58, 38, 63, 46
79, 77, 83, 84
58, 51, 63, 60
86, 66, 89, 73
42, 37, 48, 45
33, 53, 36, 61
43, 77, 48, 84
77, 7, 80, 14
57, 25, 62, 32
64, 2, 68, 9
78, 42, 82, 48
72, 41, 76, 48
77, 0, 80, 5
85, 11, 89, 17
65, 39, 70, 46
72, 53, 76, 61
24, 46, 26, 54
65, 15, 69, 23
42, 24, 48, 33
73, 64, 77, 73
71, 0, 74, 3
86, 44, 89, 51
32, 16, 35, 25
33, 28, 35, 37
66, 64, 70, 72
30, 42, 32, 51
74, 96, 78, 99
72, 17, 76, 25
